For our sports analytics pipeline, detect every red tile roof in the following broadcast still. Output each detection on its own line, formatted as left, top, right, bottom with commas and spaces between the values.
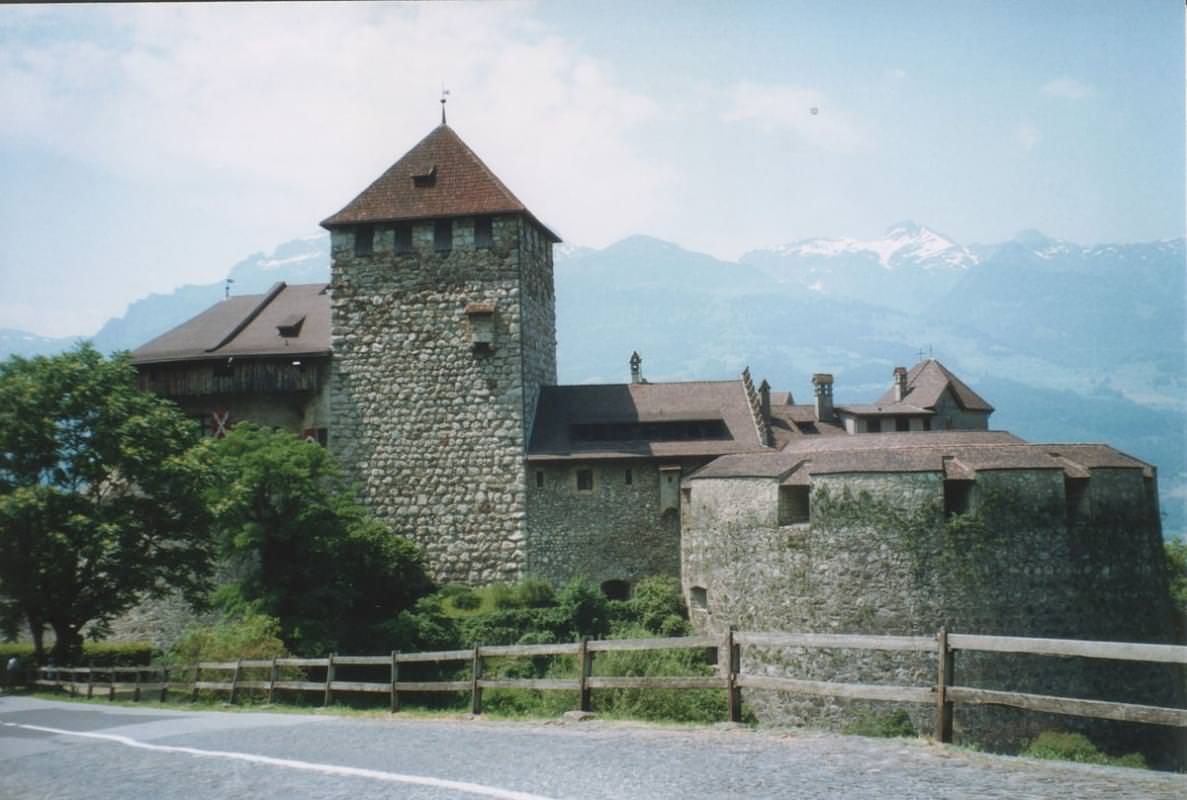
320, 124, 559, 240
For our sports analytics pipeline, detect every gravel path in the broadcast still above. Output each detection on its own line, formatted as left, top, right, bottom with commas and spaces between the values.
1, 697, 1182, 799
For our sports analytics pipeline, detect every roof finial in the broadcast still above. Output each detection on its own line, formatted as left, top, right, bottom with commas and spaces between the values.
225, 277, 234, 300
440, 87, 450, 125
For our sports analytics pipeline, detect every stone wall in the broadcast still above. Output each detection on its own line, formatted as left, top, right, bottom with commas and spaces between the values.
682, 468, 1184, 764
329, 214, 556, 584
526, 459, 704, 588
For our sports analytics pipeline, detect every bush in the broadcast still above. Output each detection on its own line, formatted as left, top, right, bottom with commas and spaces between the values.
489, 583, 520, 610
168, 614, 287, 665
0, 640, 152, 666
844, 709, 917, 738
515, 578, 555, 609
450, 589, 482, 611
1021, 731, 1147, 769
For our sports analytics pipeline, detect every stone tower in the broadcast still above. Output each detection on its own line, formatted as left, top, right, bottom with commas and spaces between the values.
321, 123, 559, 584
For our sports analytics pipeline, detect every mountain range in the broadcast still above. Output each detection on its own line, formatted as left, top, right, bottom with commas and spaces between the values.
4, 223, 1183, 537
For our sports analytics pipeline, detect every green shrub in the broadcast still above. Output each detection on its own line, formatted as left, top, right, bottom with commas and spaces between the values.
489, 583, 521, 610
450, 589, 482, 611
168, 614, 287, 665
555, 578, 610, 639
1021, 731, 1147, 769
844, 709, 917, 738
438, 584, 471, 599
0, 641, 152, 666
515, 578, 555, 609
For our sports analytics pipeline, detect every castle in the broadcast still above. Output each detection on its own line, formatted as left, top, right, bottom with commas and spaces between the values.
132, 122, 1181, 746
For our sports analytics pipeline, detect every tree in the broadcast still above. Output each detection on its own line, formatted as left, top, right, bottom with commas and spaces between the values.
0, 344, 212, 662
206, 424, 434, 654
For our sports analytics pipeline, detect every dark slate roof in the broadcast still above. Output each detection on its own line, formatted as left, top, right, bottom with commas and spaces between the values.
130, 283, 331, 365
320, 124, 560, 240
686, 431, 1152, 481
876, 359, 994, 412
527, 380, 765, 460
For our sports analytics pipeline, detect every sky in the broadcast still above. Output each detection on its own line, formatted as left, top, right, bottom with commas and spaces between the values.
1, 1, 1183, 338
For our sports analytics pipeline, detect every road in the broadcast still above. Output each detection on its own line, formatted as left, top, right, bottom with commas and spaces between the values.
1, 696, 1183, 799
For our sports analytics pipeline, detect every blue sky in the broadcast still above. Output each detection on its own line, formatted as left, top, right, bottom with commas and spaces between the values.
1, 1, 1183, 337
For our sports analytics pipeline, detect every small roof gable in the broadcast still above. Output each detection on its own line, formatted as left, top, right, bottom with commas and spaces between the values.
320, 124, 560, 241
877, 359, 993, 412
528, 380, 763, 460
130, 283, 331, 365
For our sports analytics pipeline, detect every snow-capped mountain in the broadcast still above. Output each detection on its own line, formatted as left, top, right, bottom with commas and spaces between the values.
767, 221, 979, 271
742, 221, 979, 311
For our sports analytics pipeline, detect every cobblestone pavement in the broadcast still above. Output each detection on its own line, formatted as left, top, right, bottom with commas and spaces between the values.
1, 697, 1183, 799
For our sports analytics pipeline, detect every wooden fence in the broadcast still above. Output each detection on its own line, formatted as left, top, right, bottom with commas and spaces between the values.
34, 629, 1187, 740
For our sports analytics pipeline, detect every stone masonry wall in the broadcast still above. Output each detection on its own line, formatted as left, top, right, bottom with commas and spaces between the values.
682, 469, 1183, 764
526, 460, 700, 588
329, 214, 555, 584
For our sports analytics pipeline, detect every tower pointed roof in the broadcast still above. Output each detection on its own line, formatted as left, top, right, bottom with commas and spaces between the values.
876, 359, 994, 412
320, 124, 559, 240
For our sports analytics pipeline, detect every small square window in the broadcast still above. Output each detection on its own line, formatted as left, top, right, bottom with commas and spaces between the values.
535, 470, 544, 489
474, 216, 493, 249
778, 486, 810, 525
625, 468, 633, 486
394, 223, 413, 254
944, 480, 974, 516
867, 418, 882, 433
434, 219, 452, 253
354, 224, 374, 257
576, 469, 594, 492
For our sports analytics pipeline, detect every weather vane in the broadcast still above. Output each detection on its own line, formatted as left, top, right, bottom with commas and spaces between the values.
440, 87, 450, 125
225, 277, 234, 300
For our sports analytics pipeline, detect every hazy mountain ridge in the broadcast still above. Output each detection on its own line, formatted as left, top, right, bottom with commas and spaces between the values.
3, 227, 1182, 535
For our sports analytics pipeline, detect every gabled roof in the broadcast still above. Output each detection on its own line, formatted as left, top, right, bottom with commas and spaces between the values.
527, 380, 764, 460
876, 359, 993, 412
130, 282, 331, 365
320, 124, 560, 240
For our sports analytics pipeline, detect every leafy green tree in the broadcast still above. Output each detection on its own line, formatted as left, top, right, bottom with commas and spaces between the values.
206, 424, 434, 654
0, 345, 212, 663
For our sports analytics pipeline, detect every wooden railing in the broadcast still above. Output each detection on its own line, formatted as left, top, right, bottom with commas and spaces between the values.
34, 629, 1187, 738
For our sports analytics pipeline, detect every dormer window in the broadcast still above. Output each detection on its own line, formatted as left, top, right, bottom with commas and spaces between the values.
412, 166, 437, 188
277, 313, 305, 338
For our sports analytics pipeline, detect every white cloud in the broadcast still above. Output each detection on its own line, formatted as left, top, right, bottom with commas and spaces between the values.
721, 81, 866, 154
0, 3, 670, 249
1041, 78, 1095, 99
1015, 120, 1042, 151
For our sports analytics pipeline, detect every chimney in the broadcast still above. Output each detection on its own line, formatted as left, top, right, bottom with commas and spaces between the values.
759, 379, 771, 423
893, 366, 908, 403
629, 351, 643, 384
812, 373, 834, 422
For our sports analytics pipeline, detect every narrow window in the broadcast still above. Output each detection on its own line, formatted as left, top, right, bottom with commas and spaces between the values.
1065, 477, 1089, 525
625, 468, 633, 486
393, 223, 413, 254
576, 468, 594, 492
944, 480, 974, 516
601, 580, 630, 601
895, 417, 910, 432
689, 586, 708, 611
434, 219, 452, 253
922, 417, 932, 431
778, 486, 810, 525
535, 470, 545, 489
474, 216, 493, 249
354, 224, 374, 257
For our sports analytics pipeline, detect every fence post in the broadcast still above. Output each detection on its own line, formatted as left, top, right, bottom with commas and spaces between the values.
578, 638, 592, 713
87, 666, 94, 699
229, 659, 242, 705
160, 667, 169, 703
935, 627, 954, 744
268, 657, 278, 704
725, 627, 742, 723
134, 667, 142, 702
470, 647, 483, 715
109, 667, 115, 702
191, 664, 199, 703
390, 651, 400, 713
323, 654, 335, 707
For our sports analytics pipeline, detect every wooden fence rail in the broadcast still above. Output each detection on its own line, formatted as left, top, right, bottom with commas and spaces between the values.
32, 629, 1187, 738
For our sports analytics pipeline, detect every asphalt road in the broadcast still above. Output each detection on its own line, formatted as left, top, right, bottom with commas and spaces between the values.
1, 696, 1183, 799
